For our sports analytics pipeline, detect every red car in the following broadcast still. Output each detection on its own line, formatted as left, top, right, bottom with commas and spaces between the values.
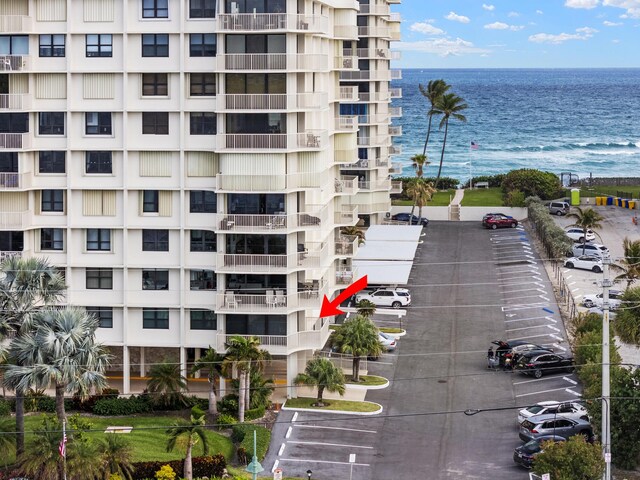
484, 214, 518, 229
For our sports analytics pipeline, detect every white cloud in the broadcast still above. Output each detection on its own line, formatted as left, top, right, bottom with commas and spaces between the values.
565, 0, 599, 8
603, 19, 623, 24
536, 10, 544, 14
410, 21, 445, 35
529, 26, 598, 43
603, 0, 640, 18
482, 4, 495, 11
508, 11, 520, 17
612, 38, 621, 42
445, 11, 471, 23
484, 21, 525, 31
397, 38, 490, 57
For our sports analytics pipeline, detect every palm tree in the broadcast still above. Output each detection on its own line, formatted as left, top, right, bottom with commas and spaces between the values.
356, 299, 377, 318
67, 438, 104, 480
431, 93, 468, 189
166, 414, 209, 480
407, 179, 436, 220
98, 434, 135, 480
418, 79, 450, 155
18, 415, 64, 480
411, 153, 430, 179
567, 207, 604, 256
247, 370, 275, 409
340, 226, 365, 245
4, 307, 110, 422
190, 347, 224, 416
294, 357, 345, 407
335, 315, 383, 382
0, 256, 65, 455
0, 417, 15, 464
147, 360, 188, 409
612, 238, 640, 289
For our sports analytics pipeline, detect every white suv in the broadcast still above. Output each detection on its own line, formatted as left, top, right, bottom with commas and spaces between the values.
571, 243, 608, 259
355, 288, 411, 308
565, 227, 595, 243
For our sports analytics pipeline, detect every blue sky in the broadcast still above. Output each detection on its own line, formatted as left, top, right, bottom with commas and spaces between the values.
393, 1, 640, 68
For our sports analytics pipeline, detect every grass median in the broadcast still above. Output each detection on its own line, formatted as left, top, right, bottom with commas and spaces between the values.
284, 397, 381, 413
461, 187, 504, 206
345, 375, 388, 386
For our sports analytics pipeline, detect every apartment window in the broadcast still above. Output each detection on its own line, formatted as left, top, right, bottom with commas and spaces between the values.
189, 73, 216, 96
86, 34, 113, 57
0, 35, 29, 55
225, 73, 286, 95
142, 112, 169, 135
87, 307, 113, 328
86, 151, 113, 174
190, 190, 216, 212
40, 228, 63, 251
86, 268, 113, 289
224, 0, 284, 14
0, 152, 18, 172
189, 0, 215, 18
142, 190, 159, 212
142, 73, 168, 96
142, 269, 169, 290
86, 229, 111, 251
38, 112, 64, 135
85, 112, 112, 135
142, 34, 169, 57
0, 231, 23, 251
38, 151, 65, 174
190, 269, 215, 290
190, 310, 216, 330
0, 113, 28, 133
39, 35, 65, 57
190, 230, 216, 252
142, 0, 168, 18
189, 34, 216, 57
143, 308, 169, 329
142, 229, 169, 251
41, 189, 64, 212
189, 113, 216, 135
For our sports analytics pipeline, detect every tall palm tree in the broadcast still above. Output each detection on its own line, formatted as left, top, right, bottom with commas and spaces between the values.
99, 434, 135, 480
432, 93, 468, 189
418, 79, 450, 155
334, 315, 383, 382
567, 207, 604, 256
190, 347, 224, 416
356, 299, 376, 318
166, 414, 209, 480
407, 179, 436, 219
410, 153, 430, 179
294, 357, 345, 407
0, 256, 66, 455
612, 238, 640, 289
147, 360, 188, 409
4, 307, 110, 422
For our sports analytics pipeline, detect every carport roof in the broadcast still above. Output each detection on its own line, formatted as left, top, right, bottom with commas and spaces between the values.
354, 240, 418, 261
353, 260, 414, 285
364, 225, 424, 242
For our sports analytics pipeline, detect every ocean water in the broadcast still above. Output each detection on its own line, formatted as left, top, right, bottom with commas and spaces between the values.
391, 69, 640, 182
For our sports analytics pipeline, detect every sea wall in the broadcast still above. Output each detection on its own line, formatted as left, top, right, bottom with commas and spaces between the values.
579, 177, 640, 187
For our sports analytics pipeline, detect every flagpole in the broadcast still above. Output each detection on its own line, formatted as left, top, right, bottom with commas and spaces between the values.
62, 419, 67, 480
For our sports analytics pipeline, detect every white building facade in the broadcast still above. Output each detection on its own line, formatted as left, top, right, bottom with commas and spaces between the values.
0, 0, 401, 395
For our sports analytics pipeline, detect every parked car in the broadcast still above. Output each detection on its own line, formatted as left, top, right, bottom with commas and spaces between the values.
513, 435, 566, 469
379, 331, 397, 352
519, 414, 593, 442
518, 401, 590, 425
549, 201, 570, 216
515, 351, 575, 378
482, 212, 513, 226
391, 213, 429, 227
565, 227, 596, 243
571, 243, 609, 259
491, 341, 552, 368
582, 289, 624, 310
483, 214, 518, 229
564, 255, 603, 273
355, 288, 411, 308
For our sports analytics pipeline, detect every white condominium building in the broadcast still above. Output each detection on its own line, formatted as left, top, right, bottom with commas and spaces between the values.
0, 0, 401, 396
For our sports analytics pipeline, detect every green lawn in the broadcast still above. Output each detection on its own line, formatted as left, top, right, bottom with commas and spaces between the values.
379, 327, 405, 334
461, 187, 504, 207
391, 189, 456, 207
345, 375, 388, 386
7, 414, 234, 465
576, 185, 640, 198
284, 397, 380, 412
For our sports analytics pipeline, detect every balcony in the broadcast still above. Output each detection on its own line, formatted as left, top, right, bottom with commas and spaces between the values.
358, 4, 390, 15
301, 242, 329, 269
334, 205, 359, 226
339, 70, 391, 82
217, 53, 328, 71
216, 281, 328, 314
390, 88, 402, 99
388, 12, 401, 22
0, 251, 22, 261
0, 133, 30, 149
386, 0, 401, 3
0, 15, 32, 32
335, 235, 360, 257
0, 211, 29, 230
218, 130, 327, 151
357, 26, 391, 38
0, 173, 23, 189
339, 86, 359, 101
342, 159, 372, 170
215, 252, 310, 273
358, 179, 391, 191
389, 162, 402, 173
219, 92, 327, 111
217, 13, 328, 34
391, 70, 403, 80
335, 176, 359, 196
389, 125, 402, 136
349, 202, 390, 214
215, 207, 329, 233
389, 144, 402, 155
389, 107, 402, 117
334, 25, 358, 39
335, 56, 358, 71
344, 47, 391, 59
390, 180, 403, 194
357, 92, 390, 103
0, 55, 28, 72
335, 115, 358, 132
391, 51, 402, 60
358, 113, 390, 125
336, 266, 357, 285
358, 136, 391, 147
0, 93, 31, 110
217, 171, 329, 193
375, 157, 390, 169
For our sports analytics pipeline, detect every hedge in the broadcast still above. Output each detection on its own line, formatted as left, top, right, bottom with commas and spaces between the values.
526, 196, 573, 260
244, 406, 266, 421
0, 398, 10, 416
393, 176, 459, 197
232, 424, 271, 461
131, 454, 226, 480
92, 395, 153, 416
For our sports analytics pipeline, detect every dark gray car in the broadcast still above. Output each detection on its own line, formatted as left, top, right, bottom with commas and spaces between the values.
519, 414, 593, 442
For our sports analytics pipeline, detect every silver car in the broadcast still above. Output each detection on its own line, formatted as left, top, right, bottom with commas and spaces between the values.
518, 401, 590, 425
519, 414, 593, 442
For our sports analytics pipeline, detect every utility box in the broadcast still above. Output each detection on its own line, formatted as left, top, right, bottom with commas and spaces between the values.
571, 188, 580, 206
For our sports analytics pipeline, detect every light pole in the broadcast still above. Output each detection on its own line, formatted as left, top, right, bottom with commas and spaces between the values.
601, 253, 612, 480
245, 430, 263, 480
306, 469, 312, 480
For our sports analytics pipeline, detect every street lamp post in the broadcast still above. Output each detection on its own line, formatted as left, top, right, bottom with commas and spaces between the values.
601, 253, 612, 480
306, 469, 312, 480
245, 430, 264, 480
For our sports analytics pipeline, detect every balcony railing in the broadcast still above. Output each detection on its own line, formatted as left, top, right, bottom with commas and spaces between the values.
342, 159, 372, 170
339, 86, 359, 101
219, 92, 327, 111
389, 144, 402, 155
216, 252, 310, 273
389, 107, 402, 117
375, 157, 390, 169
0, 211, 28, 230
335, 115, 358, 132
336, 266, 357, 285
216, 206, 330, 233
333, 25, 358, 39
389, 162, 402, 173
335, 235, 360, 257
391, 69, 403, 80
390, 180, 403, 194
390, 88, 402, 99
0, 93, 30, 110
357, 26, 391, 38
218, 53, 328, 71
0, 173, 22, 189
0, 55, 28, 71
344, 47, 391, 59
0, 133, 29, 149
391, 51, 401, 60
358, 136, 390, 147
349, 202, 390, 214
0, 15, 32, 32
218, 130, 327, 151
339, 70, 391, 81
334, 205, 359, 226
358, 179, 391, 191
217, 170, 330, 192
358, 4, 390, 15
386, 0, 401, 3
335, 176, 359, 195
335, 56, 357, 70
358, 113, 390, 125
389, 125, 402, 136
217, 13, 328, 33
216, 282, 328, 313
357, 92, 390, 103
388, 12, 401, 22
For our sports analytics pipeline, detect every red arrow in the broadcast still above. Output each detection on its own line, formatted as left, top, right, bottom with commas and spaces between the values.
319, 275, 368, 318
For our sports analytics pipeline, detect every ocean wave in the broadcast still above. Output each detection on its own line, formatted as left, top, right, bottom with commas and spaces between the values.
500, 141, 639, 153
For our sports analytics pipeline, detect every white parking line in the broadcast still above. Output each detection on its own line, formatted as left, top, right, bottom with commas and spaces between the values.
500, 275, 543, 282
508, 333, 559, 340
497, 269, 539, 276
562, 376, 578, 385
566, 388, 582, 397
288, 441, 374, 449
505, 324, 558, 333
505, 316, 549, 323
279, 458, 370, 467
497, 263, 537, 269
553, 343, 567, 351
516, 387, 579, 398
272, 460, 279, 473
507, 294, 549, 301
292, 412, 298, 423
295, 425, 377, 434
502, 303, 549, 312
286, 427, 292, 439
514, 375, 572, 385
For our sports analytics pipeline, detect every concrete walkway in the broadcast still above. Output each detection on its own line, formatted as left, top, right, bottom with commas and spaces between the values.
449, 189, 465, 220
450, 188, 465, 205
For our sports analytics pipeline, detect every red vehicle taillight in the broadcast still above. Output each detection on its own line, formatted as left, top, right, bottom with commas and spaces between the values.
531, 429, 539, 433
526, 363, 534, 367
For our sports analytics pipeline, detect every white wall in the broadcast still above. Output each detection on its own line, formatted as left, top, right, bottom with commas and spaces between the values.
391, 205, 529, 221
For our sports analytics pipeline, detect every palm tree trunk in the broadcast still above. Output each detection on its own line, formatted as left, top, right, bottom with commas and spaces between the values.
317, 385, 325, 407
244, 364, 251, 410
15, 388, 24, 456
422, 113, 434, 156
238, 371, 246, 423
435, 120, 449, 190
208, 378, 218, 416
409, 200, 417, 219
184, 441, 193, 480
55, 382, 66, 422
353, 357, 360, 382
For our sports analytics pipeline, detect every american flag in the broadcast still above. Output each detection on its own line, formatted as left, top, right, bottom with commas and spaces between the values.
59, 428, 67, 458
470, 141, 480, 150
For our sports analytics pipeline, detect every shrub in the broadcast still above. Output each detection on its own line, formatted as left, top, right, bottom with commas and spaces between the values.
131, 456, 226, 480
394, 176, 459, 198
24, 391, 56, 413
191, 405, 206, 419
463, 174, 506, 188
215, 413, 237, 431
217, 396, 239, 416
232, 425, 271, 461
501, 169, 562, 200
0, 398, 11, 417
504, 189, 526, 207
244, 406, 266, 421
69, 388, 120, 412
92, 395, 153, 416
155, 465, 176, 480
613, 287, 640, 344
526, 197, 573, 260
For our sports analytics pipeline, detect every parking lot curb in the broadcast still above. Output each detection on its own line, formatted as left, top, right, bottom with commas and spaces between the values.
281, 401, 384, 416
346, 378, 390, 390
